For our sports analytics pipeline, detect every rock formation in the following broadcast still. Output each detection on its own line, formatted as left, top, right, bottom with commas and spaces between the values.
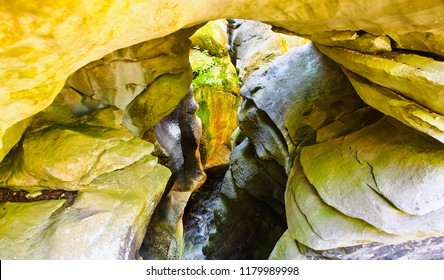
1, 0, 444, 260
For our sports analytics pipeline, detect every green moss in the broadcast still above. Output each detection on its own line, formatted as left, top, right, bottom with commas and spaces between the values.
190, 21, 228, 57
190, 50, 239, 90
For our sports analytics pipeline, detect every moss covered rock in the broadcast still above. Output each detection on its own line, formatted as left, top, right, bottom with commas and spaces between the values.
190, 21, 241, 169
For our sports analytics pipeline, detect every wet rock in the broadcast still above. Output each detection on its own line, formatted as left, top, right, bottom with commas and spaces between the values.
0, 200, 66, 259
190, 21, 241, 169
141, 91, 206, 260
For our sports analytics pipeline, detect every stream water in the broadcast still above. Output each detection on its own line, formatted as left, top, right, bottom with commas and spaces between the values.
182, 166, 228, 260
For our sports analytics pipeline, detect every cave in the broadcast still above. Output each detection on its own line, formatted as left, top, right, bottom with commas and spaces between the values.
1, 1, 444, 260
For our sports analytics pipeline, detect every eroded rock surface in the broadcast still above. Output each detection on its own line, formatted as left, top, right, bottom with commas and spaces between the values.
1, 0, 444, 260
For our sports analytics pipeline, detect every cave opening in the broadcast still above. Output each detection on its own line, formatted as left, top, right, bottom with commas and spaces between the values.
1, 6, 444, 260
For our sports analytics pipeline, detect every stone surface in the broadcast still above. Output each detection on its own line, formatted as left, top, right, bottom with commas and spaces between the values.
2, 0, 444, 161
142, 91, 206, 260
0, 152, 170, 259
39, 158, 170, 259
269, 230, 308, 260
317, 44, 444, 116
228, 19, 308, 84
242, 42, 365, 156
344, 70, 444, 144
0, 107, 153, 191
308, 236, 444, 260
204, 166, 286, 260
67, 28, 194, 112
287, 159, 415, 250
2, 0, 444, 261
0, 200, 66, 259
300, 117, 444, 235
190, 21, 241, 169
238, 99, 291, 172
299, 31, 392, 53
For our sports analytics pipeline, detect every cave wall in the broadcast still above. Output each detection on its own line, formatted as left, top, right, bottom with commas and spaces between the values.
1, 0, 444, 259
1, 0, 443, 161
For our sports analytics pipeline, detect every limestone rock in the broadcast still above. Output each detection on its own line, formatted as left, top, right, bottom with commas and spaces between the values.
300, 117, 444, 235
1, 108, 153, 191
230, 139, 286, 217
269, 230, 308, 260
0, 81, 65, 161
344, 70, 444, 144
316, 106, 383, 143
204, 168, 286, 260
242, 42, 365, 155
238, 99, 291, 172
190, 21, 228, 58
307, 236, 444, 260
2, 0, 444, 162
0, 156, 169, 259
287, 159, 415, 250
190, 21, 241, 169
0, 200, 66, 259
67, 29, 194, 111
317, 44, 444, 116
228, 19, 309, 84
142, 91, 206, 260
38, 158, 170, 259
301, 31, 392, 53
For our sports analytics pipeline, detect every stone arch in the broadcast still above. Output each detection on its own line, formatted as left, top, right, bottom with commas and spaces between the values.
1, 1, 444, 260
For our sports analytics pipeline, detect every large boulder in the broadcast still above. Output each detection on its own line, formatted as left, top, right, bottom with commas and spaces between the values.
0, 105, 170, 259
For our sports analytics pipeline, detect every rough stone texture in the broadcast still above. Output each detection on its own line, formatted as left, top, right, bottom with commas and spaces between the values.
66, 28, 194, 113
287, 159, 416, 251
238, 99, 291, 172
204, 160, 286, 260
241, 42, 366, 157
1, 0, 444, 162
269, 230, 308, 260
300, 117, 444, 235
141, 91, 206, 260
0, 154, 170, 259
228, 19, 309, 84
296, 30, 392, 53
270, 234, 444, 260
344, 70, 444, 144
308, 236, 444, 260
0, 92, 171, 259
2, 0, 444, 261
0, 107, 153, 192
0, 200, 66, 259
190, 21, 241, 169
207, 29, 371, 259
317, 44, 444, 116
40, 158, 169, 260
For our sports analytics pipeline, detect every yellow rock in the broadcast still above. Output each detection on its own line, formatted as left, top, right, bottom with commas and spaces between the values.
1, 0, 444, 161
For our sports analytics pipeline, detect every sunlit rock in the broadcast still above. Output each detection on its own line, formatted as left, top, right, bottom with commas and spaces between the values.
189, 21, 241, 169
301, 117, 444, 234
0, 107, 153, 192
